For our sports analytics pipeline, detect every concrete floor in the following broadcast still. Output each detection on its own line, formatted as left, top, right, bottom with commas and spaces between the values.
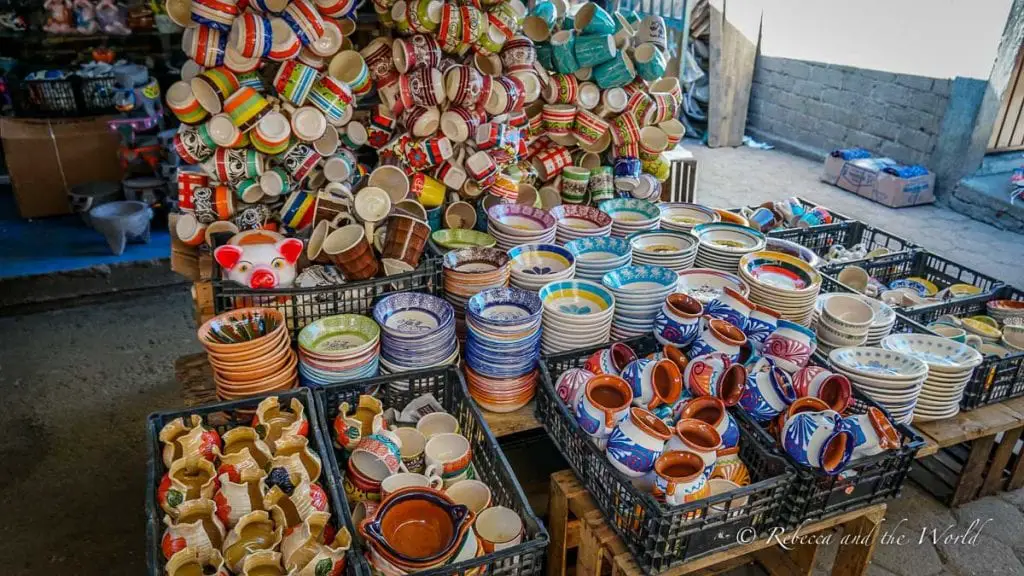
0, 146, 1022, 575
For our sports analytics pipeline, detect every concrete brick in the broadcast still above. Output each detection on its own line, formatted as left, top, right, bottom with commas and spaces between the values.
859, 99, 893, 120
906, 91, 948, 115
810, 65, 845, 89
886, 105, 941, 135
847, 130, 883, 152
757, 56, 787, 74
872, 83, 916, 107
818, 119, 849, 142
778, 58, 812, 79
857, 69, 898, 85
895, 74, 935, 91
847, 77, 878, 97
793, 79, 824, 100
802, 98, 829, 120
897, 128, 935, 154
821, 87, 862, 111
775, 90, 806, 111
860, 115, 902, 141
932, 79, 952, 97
820, 102, 862, 129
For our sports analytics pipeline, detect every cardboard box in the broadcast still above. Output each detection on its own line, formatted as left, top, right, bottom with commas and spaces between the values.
1, 116, 124, 218
822, 155, 935, 208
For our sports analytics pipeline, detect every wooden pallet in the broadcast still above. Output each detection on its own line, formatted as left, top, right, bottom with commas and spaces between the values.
911, 396, 1024, 506
547, 469, 886, 576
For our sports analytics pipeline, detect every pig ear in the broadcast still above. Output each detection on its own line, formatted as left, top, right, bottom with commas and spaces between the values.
278, 238, 304, 264
214, 245, 244, 269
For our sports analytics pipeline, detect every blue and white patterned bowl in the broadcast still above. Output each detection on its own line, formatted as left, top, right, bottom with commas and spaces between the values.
509, 244, 576, 276
565, 236, 631, 260
828, 347, 929, 381
880, 334, 983, 373
598, 198, 662, 223
601, 265, 677, 295
467, 288, 543, 326
538, 280, 616, 318
373, 293, 455, 339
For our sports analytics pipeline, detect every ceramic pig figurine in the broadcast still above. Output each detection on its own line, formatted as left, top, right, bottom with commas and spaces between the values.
214, 231, 303, 289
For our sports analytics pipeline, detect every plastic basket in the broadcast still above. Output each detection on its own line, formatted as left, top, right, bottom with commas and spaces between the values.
898, 285, 1024, 410
536, 336, 794, 575
145, 387, 360, 576
737, 352, 925, 526
314, 366, 549, 576
14, 74, 118, 117
821, 250, 1004, 304
212, 258, 443, 340
771, 220, 916, 264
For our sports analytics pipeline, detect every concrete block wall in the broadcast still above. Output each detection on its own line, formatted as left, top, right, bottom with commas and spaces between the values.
746, 56, 952, 167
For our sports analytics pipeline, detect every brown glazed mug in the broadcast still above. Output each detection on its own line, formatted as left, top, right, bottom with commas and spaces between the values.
381, 213, 431, 268
323, 224, 380, 280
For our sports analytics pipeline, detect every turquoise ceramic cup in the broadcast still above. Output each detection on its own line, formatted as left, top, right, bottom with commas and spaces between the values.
593, 51, 636, 89
562, 14, 574, 31
574, 2, 616, 35
426, 205, 443, 232
535, 41, 555, 70
574, 34, 617, 68
621, 9, 641, 26
634, 43, 667, 82
530, 1, 557, 27
551, 30, 579, 74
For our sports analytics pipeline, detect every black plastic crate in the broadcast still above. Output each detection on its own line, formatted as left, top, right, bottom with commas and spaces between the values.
737, 352, 925, 526
735, 196, 853, 224
314, 366, 548, 576
536, 336, 794, 575
145, 388, 360, 576
821, 250, 1004, 305
770, 220, 916, 265
212, 258, 443, 340
899, 285, 1024, 410
13, 73, 118, 117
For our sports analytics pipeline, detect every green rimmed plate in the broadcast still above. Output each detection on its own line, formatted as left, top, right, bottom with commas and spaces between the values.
432, 229, 497, 249
298, 314, 380, 357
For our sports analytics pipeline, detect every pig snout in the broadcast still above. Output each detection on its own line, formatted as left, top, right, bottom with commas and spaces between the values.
249, 267, 278, 289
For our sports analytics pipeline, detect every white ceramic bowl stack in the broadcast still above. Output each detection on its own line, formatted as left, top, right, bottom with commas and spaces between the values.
508, 244, 577, 291
813, 294, 875, 354
659, 203, 720, 233
814, 293, 896, 346
676, 268, 750, 305
486, 204, 557, 251
598, 199, 662, 238
626, 230, 699, 272
564, 237, 632, 283
538, 279, 617, 355
601, 265, 678, 340
549, 204, 613, 245
692, 223, 766, 273
828, 347, 929, 425
738, 251, 822, 327
881, 334, 984, 422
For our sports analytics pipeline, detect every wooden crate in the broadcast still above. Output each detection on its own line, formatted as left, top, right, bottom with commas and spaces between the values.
547, 469, 886, 576
661, 147, 699, 203
190, 281, 215, 328
911, 396, 1024, 506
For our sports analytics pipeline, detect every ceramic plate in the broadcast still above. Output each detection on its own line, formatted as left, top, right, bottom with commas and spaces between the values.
880, 334, 983, 372
508, 244, 575, 275
538, 279, 615, 317
676, 269, 749, 303
888, 277, 938, 297
373, 292, 454, 336
829, 347, 930, 380
298, 314, 380, 356
659, 203, 720, 228
693, 223, 766, 253
740, 251, 820, 293
433, 229, 497, 249
627, 230, 698, 256
467, 288, 543, 325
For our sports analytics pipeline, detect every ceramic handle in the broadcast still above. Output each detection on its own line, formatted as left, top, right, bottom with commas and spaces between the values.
965, 335, 983, 350
427, 474, 443, 490
665, 481, 676, 496
603, 409, 617, 429
363, 221, 375, 243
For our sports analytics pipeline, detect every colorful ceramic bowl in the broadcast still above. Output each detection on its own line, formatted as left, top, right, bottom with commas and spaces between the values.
487, 203, 557, 232
442, 246, 509, 272
598, 198, 661, 222
467, 287, 544, 326
659, 202, 720, 231
509, 243, 575, 275
693, 223, 766, 253
298, 313, 381, 357
676, 268, 749, 304
601, 265, 677, 294
565, 236, 631, 260
739, 251, 821, 294
765, 237, 822, 269
889, 276, 939, 297
828, 347, 930, 381
432, 229, 497, 249
198, 307, 285, 348
373, 292, 455, 338
549, 204, 614, 229
538, 279, 616, 317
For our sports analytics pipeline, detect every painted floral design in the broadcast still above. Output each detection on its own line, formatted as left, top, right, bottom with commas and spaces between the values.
607, 427, 660, 474
783, 413, 817, 467
559, 303, 592, 315
575, 399, 601, 435
524, 265, 553, 275
393, 318, 432, 333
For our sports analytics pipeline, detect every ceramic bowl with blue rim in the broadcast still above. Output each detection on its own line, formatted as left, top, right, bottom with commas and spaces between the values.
765, 237, 822, 269
880, 334, 984, 373
509, 243, 576, 276
566, 236, 631, 260
693, 222, 766, 253
487, 204, 557, 233
828, 347, 929, 381
598, 198, 661, 223
601, 265, 678, 295
538, 279, 616, 319
466, 287, 543, 326
676, 268, 750, 305
373, 292, 455, 339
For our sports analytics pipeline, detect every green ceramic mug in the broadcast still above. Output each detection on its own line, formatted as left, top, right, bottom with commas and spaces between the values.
550, 30, 579, 74
574, 34, 617, 68
560, 166, 591, 204
634, 42, 667, 82
593, 51, 636, 89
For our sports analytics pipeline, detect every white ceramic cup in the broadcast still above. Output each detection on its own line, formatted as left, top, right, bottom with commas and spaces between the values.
354, 186, 393, 239
445, 479, 492, 514
474, 505, 524, 553
380, 471, 443, 498
424, 432, 472, 487
416, 411, 460, 438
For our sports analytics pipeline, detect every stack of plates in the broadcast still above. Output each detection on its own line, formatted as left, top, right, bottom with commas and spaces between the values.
812, 294, 875, 354
549, 204, 613, 244
565, 237, 632, 282
373, 293, 459, 373
988, 299, 1024, 324
881, 334, 984, 422
765, 237, 822, 269
297, 314, 380, 386
676, 268, 750, 305
598, 198, 662, 238
814, 293, 895, 346
538, 279, 616, 355
627, 230, 699, 272
601, 265, 677, 339
692, 223, 766, 273
739, 251, 822, 326
199, 308, 298, 400
659, 203, 720, 233
486, 204, 557, 251
508, 244, 576, 291
442, 247, 511, 339
464, 288, 543, 413
828, 347, 929, 425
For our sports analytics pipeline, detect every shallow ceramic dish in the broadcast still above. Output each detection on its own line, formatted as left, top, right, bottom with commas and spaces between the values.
466, 287, 543, 326
658, 203, 720, 230
889, 277, 938, 298
829, 347, 930, 381
598, 198, 661, 222
739, 251, 821, 293
988, 299, 1024, 320
373, 293, 455, 338
509, 243, 575, 275
432, 229, 497, 249
601, 265, 677, 294
962, 317, 1002, 341
676, 268, 749, 304
566, 236, 631, 259
627, 230, 699, 255
298, 314, 381, 356
199, 307, 285, 349
693, 223, 766, 253
487, 204, 556, 232
880, 334, 984, 373
538, 279, 615, 317
550, 204, 614, 229
442, 247, 509, 272
765, 237, 822, 269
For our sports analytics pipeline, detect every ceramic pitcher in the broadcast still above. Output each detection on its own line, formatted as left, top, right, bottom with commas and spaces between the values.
762, 319, 816, 373
702, 286, 753, 332
620, 358, 683, 410
739, 355, 795, 422
334, 394, 384, 452
253, 396, 309, 450
583, 342, 638, 376
666, 418, 721, 475
844, 407, 900, 459
575, 374, 633, 448
280, 510, 352, 574
676, 396, 739, 452
213, 470, 267, 529
653, 450, 709, 506
272, 435, 323, 483
780, 406, 854, 476
745, 304, 780, 352
160, 414, 222, 468
653, 293, 703, 348
222, 511, 283, 573
792, 366, 852, 413
689, 317, 747, 362
606, 407, 672, 477
683, 351, 747, 406
161, 498, 226, 561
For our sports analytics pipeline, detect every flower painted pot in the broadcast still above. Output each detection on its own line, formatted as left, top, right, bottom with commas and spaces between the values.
683, 352, 746, 406
351, 430, 404, 481
762, 319, 816, 373
654, 293, 703, 348
677, 396, 739, 452
781, 406, 854, 476
583, 342, 637, 376
620, 358, 682, 411
606, 407, 672, 477
745, 304, 780, 352
689, 318, 747, 362
739, 356, 795, 422
844, 407, 900, 459
575, 374, 633, 446
703, 286, 754, 333
667, 418, 721, 475
654, 450, 709, 505
555, 367, 595, 411
791, 366, 852, 413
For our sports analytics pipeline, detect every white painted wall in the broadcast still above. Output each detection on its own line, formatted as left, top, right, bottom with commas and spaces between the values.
757, 0, 1014, 79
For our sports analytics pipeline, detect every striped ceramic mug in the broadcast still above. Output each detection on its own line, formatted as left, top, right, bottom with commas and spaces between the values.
308, 75, 355, 123
251, 110, 292, 155
282, 0, 326, 45
273, 60, 319, 106
228, 11, 273, 59
572, 108, 610, 148
182, 25, 227, 67
223, 86, 271, 132
190, 0, 240, 30
611, 111, 641, 146
190, 67, 239, 114
166, 80, 209, 125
